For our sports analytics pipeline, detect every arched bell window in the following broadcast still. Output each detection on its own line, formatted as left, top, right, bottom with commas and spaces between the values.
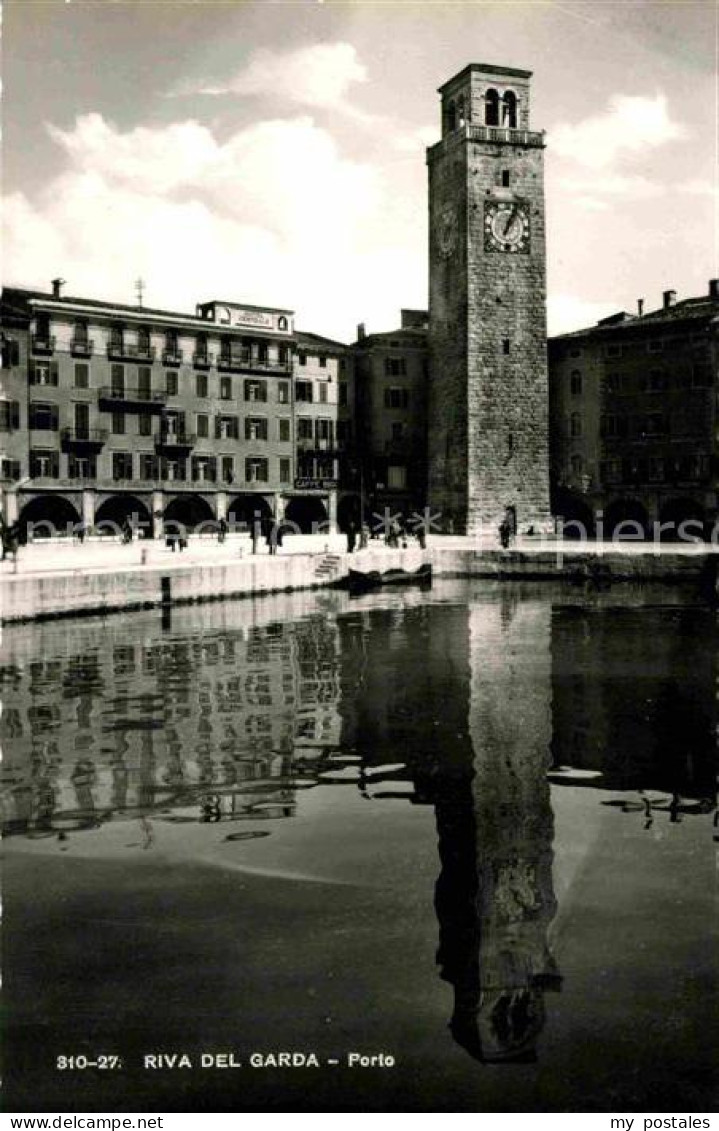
446, 100, 457, 133
457, 96, 466, 128
485, 89, 499, 126
502, 90, 517, 128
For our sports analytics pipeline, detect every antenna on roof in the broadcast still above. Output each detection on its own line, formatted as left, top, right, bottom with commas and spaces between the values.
135, 277, 145, 308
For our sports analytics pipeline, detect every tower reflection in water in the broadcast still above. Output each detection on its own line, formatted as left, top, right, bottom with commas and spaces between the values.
1, 588, 716, 1064
343, 590, 561, 1063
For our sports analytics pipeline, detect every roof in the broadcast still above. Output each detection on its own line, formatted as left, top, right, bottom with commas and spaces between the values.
197, 299, 294, 315
551, 293, 719, 342
1, 286, 294, 325
351, 326, 428, 349
438, 63, 532, 94
295, 330, 348, 353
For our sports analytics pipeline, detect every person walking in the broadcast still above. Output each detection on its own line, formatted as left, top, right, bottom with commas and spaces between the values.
347, 521, 357, 554
218, 517, 228, 544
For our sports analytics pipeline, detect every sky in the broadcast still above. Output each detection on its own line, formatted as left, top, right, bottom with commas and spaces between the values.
1, 0, 717, 341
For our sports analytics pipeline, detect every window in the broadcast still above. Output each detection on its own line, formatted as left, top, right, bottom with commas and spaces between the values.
74, 363, 89, 389
245, 457, 268, 483
570, 412, 582, 438
29, 402, 58, 430
605, 344, 623, 358
113, 452, 133, 481
257, 343, 268, 364
649, 457, 665, 482
111, 364, 125, 395
501, 170, 511, 187
319, 355, 327, 368
166, 371, 178, 396
138, 367, 151, 399
384, 357, 407, 376
244, 379, 267, 402
502, 90, 517, 128
279, 458, 291, 484
278, 381, 290, 404
318, 382, 328, 403
138, 326, 151, 354
140, 454, 158, 480
1, 459, 22, 481
647, 340, 664, 354
315, 418, 333, 445
648, 369, 667, 392
162, 459, 186, 483
194, 334, 209, 363
384, 387, 409, 409
605, 372, 620, 393
570, 454, 583, 476
197, 414, 209, 439
278, 316, 288, 332
109, 325, 124, 351
502, 339, 510, 355
30, 449, 59, 478
138, 413, 152, 437
387, 464, 407, 490
191, 455, 217, 482
220, 376, 232, 400
215, 415, 239, 440
0, 401, 20, 431
391, 421, 404, 441
112, 412, 126, 435
691, 362, 712, 388
298, 351, 307, 366
485, 88, 499, 126
295, 381, 313, 403
245, 417, 268, 441
600, 459, 621, 484
278, 345, 288, 365
29, 360, 58, 386
645, 413, 666, 436
298, 418, 313, 440
196, 373, 208, 398
339, 382, 348, 406
570, 370, 582, 395
279, 418, 291, 442
221, 456, 234, 484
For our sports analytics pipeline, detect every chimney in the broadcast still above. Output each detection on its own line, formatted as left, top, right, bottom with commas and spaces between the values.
51, 277, 65, 299
637, 298, 644, 317
663, 289, 676, 309
357, 322, 366, 341
709, 279, 719, 300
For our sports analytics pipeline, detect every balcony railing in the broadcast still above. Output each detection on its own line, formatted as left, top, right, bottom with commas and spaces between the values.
70, 337, 94, 357
217, 352, 292, 374
192, 351, 213, 369
162, 348, 184, 366
61, 428, 108, 450
106, 342, 156, 362
155, 432, 196, 452
98, 386, 167, 412
466, 124, 545, 147
31, 334, 56, 355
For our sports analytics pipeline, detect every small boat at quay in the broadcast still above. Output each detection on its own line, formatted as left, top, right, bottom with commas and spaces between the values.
345, 562, 433, 593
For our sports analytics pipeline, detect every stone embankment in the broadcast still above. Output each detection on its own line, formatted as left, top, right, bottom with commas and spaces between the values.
1, 536, 717, 623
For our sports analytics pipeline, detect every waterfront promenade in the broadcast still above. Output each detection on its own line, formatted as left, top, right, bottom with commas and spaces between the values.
0, 531, 716, 623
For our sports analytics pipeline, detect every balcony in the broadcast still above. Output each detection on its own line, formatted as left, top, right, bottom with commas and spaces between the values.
106, 342, 156, 362
217, 352, 292, 374
466, 124, 545, 147
155, 432, 196, 455
31, 334, 56, 355
192, 351, 213, 370
98, 386, 167, 413
162, 348, 184, 367
70, 337, 94, 358
61, 428, 108, 452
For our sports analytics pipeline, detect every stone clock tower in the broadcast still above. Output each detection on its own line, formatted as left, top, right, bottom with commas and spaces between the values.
427, 64, 552, 536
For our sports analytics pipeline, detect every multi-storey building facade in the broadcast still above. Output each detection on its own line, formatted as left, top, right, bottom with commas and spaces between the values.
350, 309, 428, 520
549, 281, 719, 538
0, 284, 349, 536
427, 64, 552, 536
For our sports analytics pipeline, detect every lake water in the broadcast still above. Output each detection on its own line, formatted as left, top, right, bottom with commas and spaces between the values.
2, 580, 717, 1112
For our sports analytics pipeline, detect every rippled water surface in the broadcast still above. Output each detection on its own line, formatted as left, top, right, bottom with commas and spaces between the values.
2, 581, 717, 1112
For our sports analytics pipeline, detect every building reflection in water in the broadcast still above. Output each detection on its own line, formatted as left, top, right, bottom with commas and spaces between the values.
1, 588, 716, 1062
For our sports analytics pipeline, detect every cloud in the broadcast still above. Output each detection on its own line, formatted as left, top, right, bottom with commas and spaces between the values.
169, 42, 373, 122
551, 93, 684, 170
1, 111, 422, 341
676, 177, 719, 199
393, 125, 439, 154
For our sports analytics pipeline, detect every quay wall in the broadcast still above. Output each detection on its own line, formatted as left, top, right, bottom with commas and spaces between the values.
1, 544, 716, 623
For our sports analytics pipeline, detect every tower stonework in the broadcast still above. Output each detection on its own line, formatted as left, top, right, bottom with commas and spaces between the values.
427, 64, 552, 535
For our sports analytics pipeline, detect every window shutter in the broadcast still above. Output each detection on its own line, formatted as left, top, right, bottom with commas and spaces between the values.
28, 359, 36, 385
11, 401, 20, 430
50, 360, 59, 386
51, 405, 59, 430
215, 416, 221, 439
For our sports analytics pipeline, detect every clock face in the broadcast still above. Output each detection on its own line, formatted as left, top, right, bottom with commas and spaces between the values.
484, 201, 530, 254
